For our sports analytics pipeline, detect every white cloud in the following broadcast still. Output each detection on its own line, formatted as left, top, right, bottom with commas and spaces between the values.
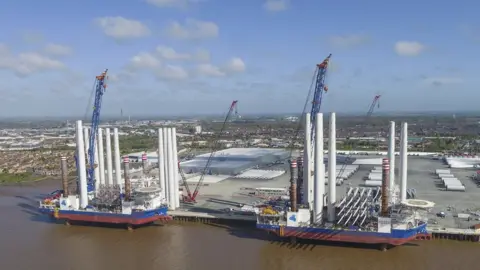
194, 49, 210, 62
128, 52, 160, 69
0, 44, 65, 76
394, 41, 425, 56
157, 65, 189, 80
328, 34, 370, 48
264, 0, 289, 12
0, 44, 8, 55
166, 19, 219, 40
156, 46, 191, 60
196, 57, 246, 77
95, 16, 151, 40
196, 64, 225, 77
146, 0, 195, 8
225, 57, 246, 73
43, 43, 72, 56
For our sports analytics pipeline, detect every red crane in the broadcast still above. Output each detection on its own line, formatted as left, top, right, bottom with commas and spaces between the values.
335, 94, 382, 182
367, 95, 381, 117
180, 100, 239, 202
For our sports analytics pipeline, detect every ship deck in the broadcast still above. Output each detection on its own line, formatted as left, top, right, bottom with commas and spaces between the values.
149, 155, 480, 231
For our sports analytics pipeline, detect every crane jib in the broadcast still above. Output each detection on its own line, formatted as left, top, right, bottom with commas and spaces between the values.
84, 69, 108, 193
182, 100, 238, 202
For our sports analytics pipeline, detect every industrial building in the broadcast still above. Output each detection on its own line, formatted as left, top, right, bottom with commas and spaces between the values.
180, 148, 289, 175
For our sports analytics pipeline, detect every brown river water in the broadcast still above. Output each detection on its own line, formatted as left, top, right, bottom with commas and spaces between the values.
1, 180, 479, 270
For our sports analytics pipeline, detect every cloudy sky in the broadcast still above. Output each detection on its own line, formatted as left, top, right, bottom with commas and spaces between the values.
0, 0, 478, 117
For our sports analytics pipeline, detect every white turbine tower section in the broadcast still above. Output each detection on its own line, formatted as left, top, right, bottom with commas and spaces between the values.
158, 128, 167, 199
113, 128, 122, 187
105, 128, 113, 185
83, 127, 90, 160
166, 128, 176, 210
76, 120, 88, 208
303, 113, 313, 208
314, 113, 325, 224
327, 112, 337, 222
399, 122, 408, 202
162, 128, 171, 205
171, 127, 180, 208
97, 128, 105, 186
388, 121, 395, 200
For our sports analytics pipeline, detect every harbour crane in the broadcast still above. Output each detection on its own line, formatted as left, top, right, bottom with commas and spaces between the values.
180, 100, 239, 202
75, 69, 108, 192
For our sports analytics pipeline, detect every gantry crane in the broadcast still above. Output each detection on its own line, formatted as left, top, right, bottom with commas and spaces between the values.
75, 69, 108, 192
180, 100, 239, 202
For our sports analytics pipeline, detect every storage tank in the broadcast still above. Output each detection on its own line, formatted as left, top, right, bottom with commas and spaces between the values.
438, 173, 454, 179
436, 169, 450, 174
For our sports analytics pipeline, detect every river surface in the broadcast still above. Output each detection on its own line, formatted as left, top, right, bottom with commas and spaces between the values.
0, 180, 479, 270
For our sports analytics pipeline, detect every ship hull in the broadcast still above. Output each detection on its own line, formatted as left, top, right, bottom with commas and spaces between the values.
257, 223, 428, 246
40, 207, 172, 226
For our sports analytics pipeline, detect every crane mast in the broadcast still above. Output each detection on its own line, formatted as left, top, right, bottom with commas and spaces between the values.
86, 69, 108, 192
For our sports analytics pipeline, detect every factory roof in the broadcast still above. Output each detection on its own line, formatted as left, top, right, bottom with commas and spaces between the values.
195, 148, 287, 159
180, 159, 252, 168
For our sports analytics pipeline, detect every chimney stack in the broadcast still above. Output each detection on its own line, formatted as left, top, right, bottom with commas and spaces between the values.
381, 158, 390, 217
123, 156, 131, 200
296, 156, 303, 205
289, 159, 298, 212
60, 156, 69, 197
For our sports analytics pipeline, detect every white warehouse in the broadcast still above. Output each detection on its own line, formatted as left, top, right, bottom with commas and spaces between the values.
180, 148, 289, 175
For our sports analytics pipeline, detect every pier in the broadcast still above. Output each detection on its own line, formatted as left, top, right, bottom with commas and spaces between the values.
168, 210, 256, 225
167, 210, 480, 242
427, 227, 480, 242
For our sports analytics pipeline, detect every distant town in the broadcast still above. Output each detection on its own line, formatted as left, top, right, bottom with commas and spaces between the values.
0, 113, 479, 184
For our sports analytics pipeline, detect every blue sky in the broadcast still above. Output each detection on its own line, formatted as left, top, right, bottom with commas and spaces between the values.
0, 0, 478, 117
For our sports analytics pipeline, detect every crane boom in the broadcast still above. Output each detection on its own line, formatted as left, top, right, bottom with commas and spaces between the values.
191, 100, 238, 200
310, 54, 332, 142
86, 69, 108, 192
336, 94, 381, 182
366, 95, 381, 117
